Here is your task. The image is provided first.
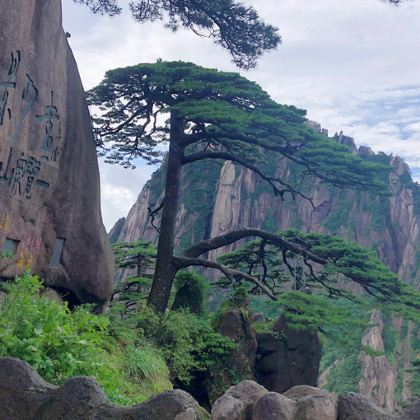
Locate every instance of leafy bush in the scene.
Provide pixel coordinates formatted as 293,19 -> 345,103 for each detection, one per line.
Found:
172,271 -> 207,314
0,273 -> 171,405
130,306 -> 235,383
0,273 -> 110,382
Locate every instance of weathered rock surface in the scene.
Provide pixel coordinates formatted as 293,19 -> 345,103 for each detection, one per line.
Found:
284,385 -> 337,420
0,357 -> 56,420
109,217 -> 126,244
217,307 -> 258,380
358,310 -> 397,411
213,381 -> 420,420
255,315 -> 321,394
251,392 -> 296,420
0,357 -> 210,420
211,380 -> 268,420
0,0 -> 114,303
337,392 -> 396,420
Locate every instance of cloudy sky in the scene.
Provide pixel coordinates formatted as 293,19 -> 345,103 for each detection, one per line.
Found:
62,0 -> 420,231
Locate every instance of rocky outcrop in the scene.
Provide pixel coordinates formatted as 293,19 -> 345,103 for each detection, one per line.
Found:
2,358 -> 419,420
216,307 -> 257,380
283,385 -> 337,420
207,296 -> 258,404
0,357 -> 55,420
212,380 -> 420,420
358,311 -> 397,411
0,0 -> 114,303
109,217 -> 126,244
337,392 -> 406,420
0,357 -> 209,420
212,382 -> 337,420
255,314 -> 321,394
211,380 -> 268,420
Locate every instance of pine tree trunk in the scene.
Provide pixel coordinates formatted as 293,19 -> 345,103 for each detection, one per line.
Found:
148,111 -> 184,313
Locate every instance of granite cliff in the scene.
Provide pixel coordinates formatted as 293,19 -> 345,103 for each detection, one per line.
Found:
0,0 -> 114,303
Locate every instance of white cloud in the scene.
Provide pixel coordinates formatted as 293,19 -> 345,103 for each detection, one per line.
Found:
98,159 -> 157,230
62,0 -> 420,230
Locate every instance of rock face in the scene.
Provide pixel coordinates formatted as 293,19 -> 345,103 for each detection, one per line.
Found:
0,0 -> 114,303
255,315 -> 321,394
204,300 -> 258,404
216,307 -> 258,381
0,357 -> 209,420
358,311 -> 398,411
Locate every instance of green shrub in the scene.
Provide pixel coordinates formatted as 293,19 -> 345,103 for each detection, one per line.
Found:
123,344 -> 172,396
0,273 -> 111,382
172,271 -> 207,314
0,273 -> 172,405
132,306 -> 235,383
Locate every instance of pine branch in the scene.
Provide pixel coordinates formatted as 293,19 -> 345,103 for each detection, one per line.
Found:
172,255 -> 277,300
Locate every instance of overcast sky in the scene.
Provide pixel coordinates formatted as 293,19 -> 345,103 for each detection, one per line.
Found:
62,0 -> 420,231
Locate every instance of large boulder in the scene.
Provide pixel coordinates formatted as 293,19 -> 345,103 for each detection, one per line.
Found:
337,392 -> 395,420
0,357 -> 56,420
217,307 -> 258,378
251,392 -> 295,420
337,392 -> 420,420
211,380 -> 268,420
284,385 -> 337,420
0,357 -> 209,420
0,0 -> 114,303
255,314 -> 321,393
209,293 -> 258,402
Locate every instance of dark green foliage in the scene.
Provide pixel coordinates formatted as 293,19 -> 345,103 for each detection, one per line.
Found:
113,241 -> 156,274
72,0 -> 280,69
323,192 -> 354,233
382,316 -> 399,363
407,324 -> 420,397
229,287 -> 250,308
128,306 -> 235,383
172,271 -> 207,314
89,61 -> 388,196
72,0 -> 121,15
218,229 -> 420,322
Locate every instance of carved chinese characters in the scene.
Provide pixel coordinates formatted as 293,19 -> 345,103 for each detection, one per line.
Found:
0,51 -> 58,201
0,51 -> 20,127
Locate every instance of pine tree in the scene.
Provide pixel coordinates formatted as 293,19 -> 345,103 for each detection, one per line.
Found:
89,60 -> 395,313
71,0 -> 280,69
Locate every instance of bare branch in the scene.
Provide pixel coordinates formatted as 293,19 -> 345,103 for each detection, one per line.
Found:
173,255 -> 278,300
147,200 -> 164,233
183,228 -> 327,264
183,151 -> 315,206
